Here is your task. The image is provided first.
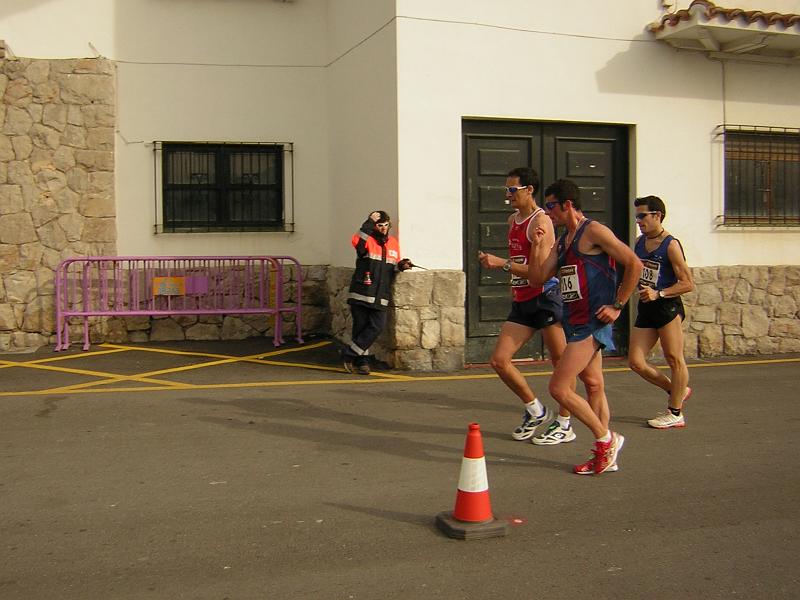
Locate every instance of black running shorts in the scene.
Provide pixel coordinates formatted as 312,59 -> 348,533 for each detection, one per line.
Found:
506,286 -> 563,330
635,296 -> 685,330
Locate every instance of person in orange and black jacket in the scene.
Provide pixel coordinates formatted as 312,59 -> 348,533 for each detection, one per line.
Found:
343,210 -> 413,375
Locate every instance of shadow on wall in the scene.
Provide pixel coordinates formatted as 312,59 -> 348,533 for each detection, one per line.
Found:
596,42 -> 721,101
596,40 -> 800,106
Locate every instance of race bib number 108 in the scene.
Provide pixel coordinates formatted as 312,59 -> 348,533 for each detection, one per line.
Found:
640,259 -> 660,289
559,265 -> 583,302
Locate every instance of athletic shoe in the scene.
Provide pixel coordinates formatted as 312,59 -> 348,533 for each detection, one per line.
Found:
531,420 -> 577,445
356,363 -> 371,375
574,456 -> 618,475
648,410 -> 685,429
573,432 -> 625,475
594,432 -> 624,474
511,405 -> 552,441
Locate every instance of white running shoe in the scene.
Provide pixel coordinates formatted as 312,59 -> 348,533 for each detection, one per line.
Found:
648,410 -> 686,429
511,405 -> 552,441
531,420 -> 577,445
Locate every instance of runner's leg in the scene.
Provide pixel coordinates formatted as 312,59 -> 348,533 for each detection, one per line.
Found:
548,336 -> 606,438
578,348 -> 609,430
541,323 -> 572,418
628,326 -> 670,392
489,321 -> 537,403
658,316 -> 689,410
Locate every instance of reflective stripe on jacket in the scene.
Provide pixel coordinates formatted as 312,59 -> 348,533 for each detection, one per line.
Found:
347,231 -> 401,310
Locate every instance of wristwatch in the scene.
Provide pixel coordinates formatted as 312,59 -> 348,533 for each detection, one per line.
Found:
502,260 -> 512,272
658,290 -> 666,299
612,300 -> 624,310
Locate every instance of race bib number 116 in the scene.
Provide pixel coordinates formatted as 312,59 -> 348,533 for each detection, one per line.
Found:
559,265 -> 583,302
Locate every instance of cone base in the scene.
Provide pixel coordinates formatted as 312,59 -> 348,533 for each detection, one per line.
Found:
434,511 -> 509,540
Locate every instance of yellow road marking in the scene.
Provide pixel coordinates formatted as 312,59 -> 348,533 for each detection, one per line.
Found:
0,347 -> 130,369
98,341 -> 331,361
34,341 -> 335,393
0,358 -> 181,386
43,342 -> 330,393
0,355 -> 797,398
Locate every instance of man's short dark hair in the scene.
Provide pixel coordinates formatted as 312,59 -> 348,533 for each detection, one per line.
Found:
374,210 -> 391,224
507,167 -> 540,195
634,196 -> 666,222
544,179 -> 581,210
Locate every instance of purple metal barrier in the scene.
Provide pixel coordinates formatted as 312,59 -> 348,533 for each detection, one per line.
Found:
54,256 -> 304,351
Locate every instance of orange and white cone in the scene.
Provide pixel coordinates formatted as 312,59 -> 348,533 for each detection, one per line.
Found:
435,423 -> 509,539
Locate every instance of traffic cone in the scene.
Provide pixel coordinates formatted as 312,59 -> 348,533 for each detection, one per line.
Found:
435,423 -> 509,540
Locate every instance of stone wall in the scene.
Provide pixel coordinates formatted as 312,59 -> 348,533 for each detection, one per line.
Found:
0,55 -> 116,351
328,267 -> 466,371
681,265 -> 800,358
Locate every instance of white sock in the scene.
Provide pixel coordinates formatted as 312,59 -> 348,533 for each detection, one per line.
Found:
525,399 -> 544,418
596,430 -> 611,443
557,415 -> 570,429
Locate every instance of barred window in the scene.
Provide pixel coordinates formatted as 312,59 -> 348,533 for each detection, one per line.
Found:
723,126 -> 800,226
154,142 -> 294,233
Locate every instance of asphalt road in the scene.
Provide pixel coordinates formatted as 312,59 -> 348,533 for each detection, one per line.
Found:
1,341 -> 798,599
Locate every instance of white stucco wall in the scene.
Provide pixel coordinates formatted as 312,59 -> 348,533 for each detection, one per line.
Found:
4,0 -> 799,268
326,0 -> 398,268
394,0 -> 800,269
112,0 -> 333,261
3,0 -> 399,266
0,0 -> 114,59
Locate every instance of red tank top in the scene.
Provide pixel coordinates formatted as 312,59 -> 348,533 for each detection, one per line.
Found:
508,208 -> 545,302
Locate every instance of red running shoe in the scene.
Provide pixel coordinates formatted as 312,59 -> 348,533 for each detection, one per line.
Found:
594,432 -> 624,474
574,455 -> 618,475
573,436 -> 623,476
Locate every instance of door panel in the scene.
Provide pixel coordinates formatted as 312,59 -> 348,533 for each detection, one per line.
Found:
544,126 -> 631,353
463,125 -> 544,363
463,120 -> 629,364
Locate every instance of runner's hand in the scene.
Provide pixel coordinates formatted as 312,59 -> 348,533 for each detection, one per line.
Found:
532,225 -> 547,244
595,305 -> 621,324
639,285 -> 657,302
478,251 -> 502,269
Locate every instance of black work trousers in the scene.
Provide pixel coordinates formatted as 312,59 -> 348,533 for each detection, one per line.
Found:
344,303 -> 387,365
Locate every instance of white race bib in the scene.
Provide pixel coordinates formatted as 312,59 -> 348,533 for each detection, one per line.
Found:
559,265 -> 583,302
640,259 -> 660,289
509,255 -> 528,287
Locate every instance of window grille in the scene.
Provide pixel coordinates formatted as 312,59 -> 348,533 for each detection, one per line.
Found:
153,142 -> 294,233
719,126 -> 799,226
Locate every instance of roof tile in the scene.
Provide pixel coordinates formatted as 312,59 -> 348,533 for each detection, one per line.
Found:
649,0 -> 800,32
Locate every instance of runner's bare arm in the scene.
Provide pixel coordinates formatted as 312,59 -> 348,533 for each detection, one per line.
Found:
527,219 -> 558,285
662,239 -> 694,297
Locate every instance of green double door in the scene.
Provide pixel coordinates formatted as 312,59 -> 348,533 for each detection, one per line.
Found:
463,120 -> 630,364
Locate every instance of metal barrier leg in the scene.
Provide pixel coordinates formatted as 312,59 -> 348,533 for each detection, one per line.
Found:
55,315 -> 63,351
82,317 -> 90,351
62,318 -> 70,351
